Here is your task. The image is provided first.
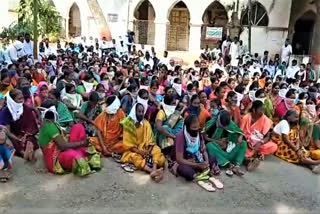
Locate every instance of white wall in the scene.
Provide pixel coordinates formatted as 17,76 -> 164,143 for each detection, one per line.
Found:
241,27 -> 288,57
0,1 -> 9,30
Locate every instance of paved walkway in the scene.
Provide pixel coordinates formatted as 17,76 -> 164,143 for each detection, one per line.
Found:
0,152 -> 319,214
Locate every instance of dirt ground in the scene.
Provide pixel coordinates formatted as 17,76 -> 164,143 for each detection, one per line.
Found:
0,151 -> 319,214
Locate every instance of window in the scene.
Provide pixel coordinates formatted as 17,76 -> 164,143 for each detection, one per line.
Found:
241,2 -> 269,26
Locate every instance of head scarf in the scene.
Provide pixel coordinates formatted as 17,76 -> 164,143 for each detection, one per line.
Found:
39,106 -> 58,122
137,94 -> 148,114
35,81 -> 48,96
6,92 -> 24,121
128,103 -> 144,124
105,96 -> 120,115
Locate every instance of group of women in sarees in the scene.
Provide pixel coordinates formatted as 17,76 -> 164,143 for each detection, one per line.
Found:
1,47 -> 320,192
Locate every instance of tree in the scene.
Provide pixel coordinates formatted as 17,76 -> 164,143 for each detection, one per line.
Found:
18,0 -> 61,40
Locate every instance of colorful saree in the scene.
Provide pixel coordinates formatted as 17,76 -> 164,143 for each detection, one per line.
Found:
38,122 -> 101,176
120,117 -> 165,169
205,116 -> 247,166
272,128 -> 309,164
90,109 -> 126,153
57,101 -> 74,130
154,110 -> 184,150
240,113 -> 277,158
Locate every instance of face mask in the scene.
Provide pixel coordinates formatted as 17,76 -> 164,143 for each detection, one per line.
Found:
100,80 -> 109,92
235,92 -> 244,107
140,85 -> 149,91
279,89 -> 288,98
307,104 -> 316,116
187,128 -> 199,138
136,114 -> 144,122
212,109 -> 219,116
37,68 -> 42,74
82,81 -> 94,93
162,103 -> 176,117
105,97 -> 120,114
148,75 -> 153,82
255,98 -> 266,103
172,83 -> 182,96
9,70 -> 17,76
108,71 -> 115,80
137,96 -> 148,114
98,92 -> 105,99
249,90 -> 256,101
131,91 -> 138,100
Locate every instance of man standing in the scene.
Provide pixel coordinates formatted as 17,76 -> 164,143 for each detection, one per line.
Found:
23,33 -> 33,57
229,37 -> 239,62
281,39 -> 292,66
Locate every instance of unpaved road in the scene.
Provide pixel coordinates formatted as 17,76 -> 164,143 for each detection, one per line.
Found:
0,152 -> 319,214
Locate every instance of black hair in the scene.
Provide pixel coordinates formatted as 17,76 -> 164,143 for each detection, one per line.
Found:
0,70 -> 9,81
286,89 -> 296,98
234,84 -> 245,94
150,80 -> 159,88
50,89 -> 60,99
226,91 -> 236,103
89,91 -> 99,102
272,82 -> 280,89
65,83 -> 75,93
138,89 -> 148,98
250,100 -> 264,113
187,83 -> 194,91
184,115 -> 199,129
249,81 -> 259,90
9,89 -> 22,100
219,110 -> 231,127
220,81 -> 227,88
106,95 -> 116,106
163,94 -> 175,105
255,88 -> 265,98
214,86 -> 223,95
190,94 -> 200,104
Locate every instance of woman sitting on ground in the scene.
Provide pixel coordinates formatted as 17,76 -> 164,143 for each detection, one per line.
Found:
62,83 -> 83,119
169,115 -> 223,192
240,101 -> 278,171
224,91 -> 241,126
272,110 -> 320,173
0,89 -> 39,162
184,95 -> 211,130
205,110 -> 247,176
90,95 -> 125,156
79,91 -> 102,137
34,81 -> 49,107
120,103 -> 165,182
155,95 -> 184,154
38,99 -> 101,176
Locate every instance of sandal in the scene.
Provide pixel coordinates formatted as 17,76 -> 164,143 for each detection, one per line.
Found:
232,165 -> 245,176
209,177 -> 224,189
121,164 -> 134,173
0,170 -> 10,183
197,181 -> 216,192
225,169 -> 233,176
112,153 -> 122,163
247,158 -> 260,172
311,165 -> 320,174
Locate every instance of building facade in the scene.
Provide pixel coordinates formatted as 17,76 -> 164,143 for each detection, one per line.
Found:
5,0 -> 320,66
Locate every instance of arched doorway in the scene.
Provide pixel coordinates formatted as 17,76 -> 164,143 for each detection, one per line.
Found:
292,11 -> 316,55
201,1 -> 228,49
167,1 -> 190,51
133,0 -> 155,45
68,3 -> 81,38
241,2 -> 269,26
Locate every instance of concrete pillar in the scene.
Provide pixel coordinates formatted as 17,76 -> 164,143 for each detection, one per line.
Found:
189,23 -> 202,53
154,21 -> 168,51
312,2 -> 320,76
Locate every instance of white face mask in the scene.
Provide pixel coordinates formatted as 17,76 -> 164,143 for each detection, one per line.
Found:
249,90 -> 256,101
162,103 -> 176,117
82,81 -> 94,93
137,96 -> 148,114
255,97 -> 266,103
107,71 -> 115,80
105,97 -> 121,115
279,89 -> 288,98
98,92 -> 105,99
235,91 -> 244,107
37,68 -> 42,73
172,83 -> 182,96
100,80 -> 109,92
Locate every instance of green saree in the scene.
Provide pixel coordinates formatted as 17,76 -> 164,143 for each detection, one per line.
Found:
205,116 -> 247,166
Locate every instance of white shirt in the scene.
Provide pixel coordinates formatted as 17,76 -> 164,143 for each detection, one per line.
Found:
23,40 -> 34,56
281,45 -> 292,62
8,41 -> 26,62
143,58 -> 154,68
229,42 -> 239,60
249,65 -> 261,77
274,120 -> 290,135
263,65 -> 276,77
286,65 -> 299,79
160,57 -> 169,66
212,48 -> 221,59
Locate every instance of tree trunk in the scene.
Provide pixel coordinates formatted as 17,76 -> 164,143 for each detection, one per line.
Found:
33,0 -> 38,59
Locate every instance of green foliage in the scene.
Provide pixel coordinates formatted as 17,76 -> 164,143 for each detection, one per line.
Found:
0,22 -> 32,46
18,0 -> 61,41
